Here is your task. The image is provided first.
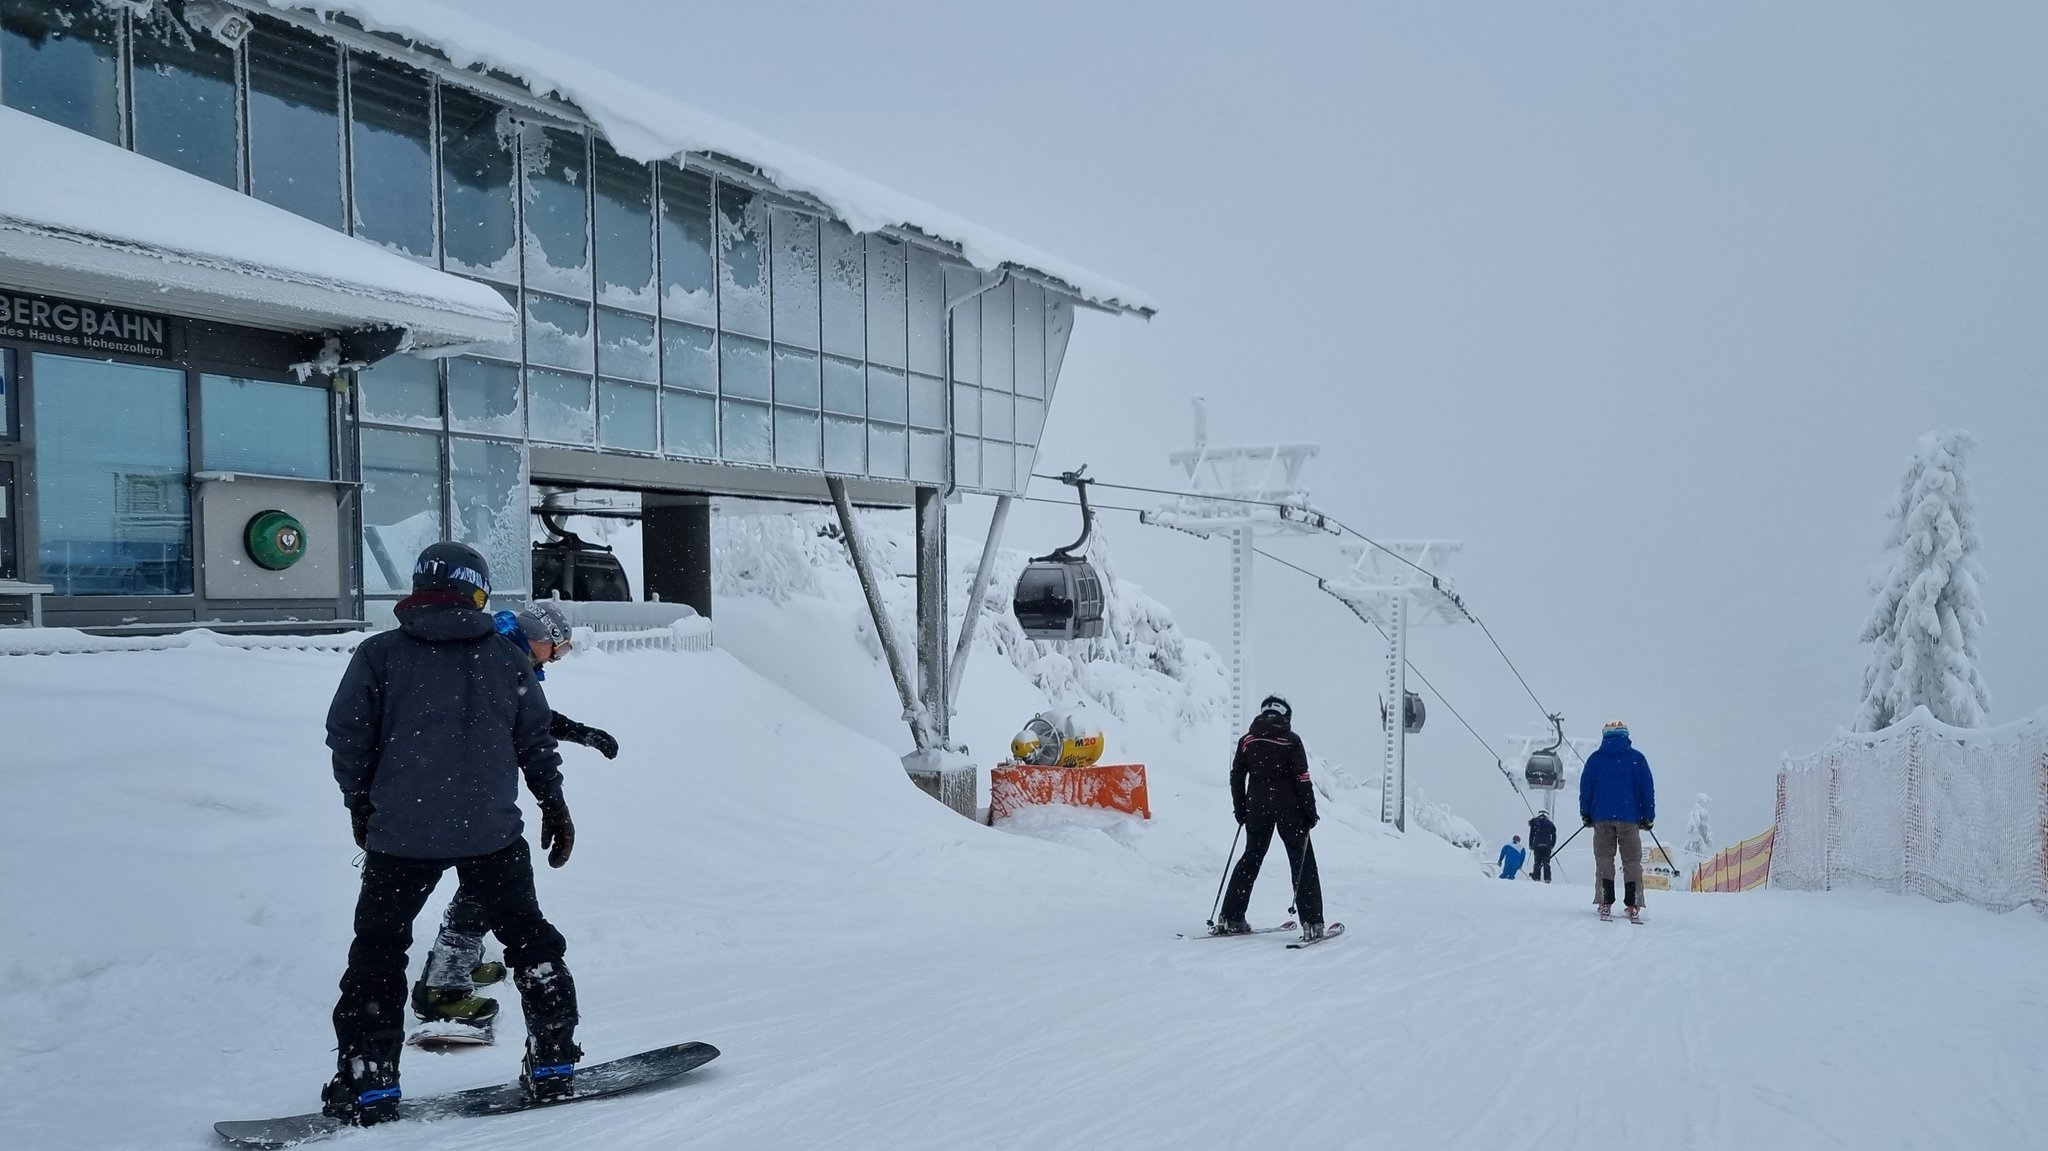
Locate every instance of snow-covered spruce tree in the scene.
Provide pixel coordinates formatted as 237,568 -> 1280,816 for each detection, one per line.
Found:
1682,794 -> 1713,859
1853,431 -> 1991,731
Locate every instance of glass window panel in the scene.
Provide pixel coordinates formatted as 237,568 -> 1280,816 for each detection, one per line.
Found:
822,355 -> 863,416
773,409 -> 820,471
910,430 -> 945,484
773,346 -> 819,408
720,399 -> 770,464
450,436 -> 527,594
660,321 -> 716,393
248,21 -> 343,229
907,373 -> 944,430
593,139 -> 655,310
662,389 -> 716,458
950,279 -> 979,383
982,388 -> 1014,441
866,424 -> 906,480
908,247 -> 945,376
0,0 -> 120,143
596,306 -> 657,382
953,436 -> 981,490
440,87 -> 517,280
521,123 -> 592,297
864,235 -> 907,368
132,4 -> 238,188
1046,298 -> 1075,395
525,293 -> 593,373
356,355 -> 440,428
771,208 -> 820,349
527,368 -> 594,446
359,427 -> 440,595
823,415 -> 863,474
979,279 -> 1013,393
1017,396 -> 1045,446
820,221 -> 865,358
657,164 -> 715,324
1014,282 -> 1046,399
598,379 -> 657,453
1013,443 -> 1035,492
347,54 -> 435,258
200,375 -> 330,479
446,356 -> 522,436
720,334 -> 770,401
952,384 -> 980,438
32,354 -> 191,596
866,365 -> 906,425
716,182 -> 770,338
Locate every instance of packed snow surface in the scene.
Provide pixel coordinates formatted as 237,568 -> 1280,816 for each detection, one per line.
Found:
255,0 -> 1155,315
6,612 -> 2047,1148
0,106 -> 515,351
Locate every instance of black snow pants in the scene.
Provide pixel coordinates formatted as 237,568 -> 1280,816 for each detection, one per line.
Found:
333,837 -> 576,1064
1531,846 -> 1553,883
1220,812 -> 1324,926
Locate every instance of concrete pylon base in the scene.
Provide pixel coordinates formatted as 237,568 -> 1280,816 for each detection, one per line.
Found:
902,749 -> 977,819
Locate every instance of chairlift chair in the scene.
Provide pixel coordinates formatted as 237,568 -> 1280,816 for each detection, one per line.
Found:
1013,468 -> 1106,642
1524,713 -> 1566,791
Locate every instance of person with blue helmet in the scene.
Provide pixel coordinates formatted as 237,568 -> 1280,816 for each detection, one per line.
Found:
408,600 -> 620,1044
1579,720 -> 1656,921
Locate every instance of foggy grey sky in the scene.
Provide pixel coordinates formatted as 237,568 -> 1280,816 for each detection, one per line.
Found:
449,0 -> 2047,840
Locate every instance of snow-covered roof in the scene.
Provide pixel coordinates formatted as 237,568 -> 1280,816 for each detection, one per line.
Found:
259,0 -> 1158,318
0,105 -> 516,354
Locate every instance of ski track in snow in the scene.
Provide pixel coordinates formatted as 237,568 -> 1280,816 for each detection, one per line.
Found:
4,627 -> 2048,1150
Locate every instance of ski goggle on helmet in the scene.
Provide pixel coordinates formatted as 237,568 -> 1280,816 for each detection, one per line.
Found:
1259,695 -> 1292,720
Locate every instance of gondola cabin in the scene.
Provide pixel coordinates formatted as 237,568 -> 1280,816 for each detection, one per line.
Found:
1524,749 -> 1564,790
1014,559 -> 1105,641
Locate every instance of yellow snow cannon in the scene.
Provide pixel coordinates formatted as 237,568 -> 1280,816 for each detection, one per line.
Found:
1008,711 -> 1105,768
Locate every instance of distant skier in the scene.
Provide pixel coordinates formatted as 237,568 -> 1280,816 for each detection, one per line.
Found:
1527,811 -> 1557,882
1498,835 -> 1527,879
322,543 -> 583,1126
1216,696 -> 1326,940
409,600 -> 619,1043
1580,720 -> 1656,922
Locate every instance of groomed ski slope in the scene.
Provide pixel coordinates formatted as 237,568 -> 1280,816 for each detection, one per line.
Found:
5,616 -> 2047,1150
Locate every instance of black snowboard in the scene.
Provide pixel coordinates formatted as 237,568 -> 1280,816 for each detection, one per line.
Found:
214,1041 -> 720,1148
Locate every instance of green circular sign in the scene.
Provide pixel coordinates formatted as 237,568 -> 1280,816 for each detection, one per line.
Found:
245,509 -> 308,571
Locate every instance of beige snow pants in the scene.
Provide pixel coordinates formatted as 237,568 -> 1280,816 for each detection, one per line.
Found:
1592,821 -> 1644,887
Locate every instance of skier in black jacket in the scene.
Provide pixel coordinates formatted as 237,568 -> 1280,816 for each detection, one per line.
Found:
408,600 -> 619,1041
1527,811 -> 1557,883
321,543 -> 582,1125
1216,695 -> 1326,938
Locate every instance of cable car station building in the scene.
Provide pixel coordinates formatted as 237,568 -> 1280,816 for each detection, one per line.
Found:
0,0 -> 1151,759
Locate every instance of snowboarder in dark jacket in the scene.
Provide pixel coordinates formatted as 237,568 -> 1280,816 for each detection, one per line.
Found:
1527,811 -> 1557,882
321,543 -> 582,1125
1216,696 -> 1326,938
1580,720 -> 1656,921
409,600 -> 619,1041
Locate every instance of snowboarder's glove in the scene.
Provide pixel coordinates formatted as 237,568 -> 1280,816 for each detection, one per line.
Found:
1233,803 -> 1247,826
350,805 -> 371,850
578,725 -> 619,760
1639,819 -> 1654,831
540,801 -> 575,868
1303,809 -> 1320,831
1582,814 -> 1594,827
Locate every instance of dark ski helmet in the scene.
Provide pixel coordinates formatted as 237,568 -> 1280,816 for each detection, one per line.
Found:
1258,694 -> 1292,720
412,541 -> 492,607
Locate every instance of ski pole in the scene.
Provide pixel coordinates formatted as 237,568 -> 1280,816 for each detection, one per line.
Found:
1207,823 -> 1244,928
1551,823 -> 1586,856
1287,828 -> 1314,921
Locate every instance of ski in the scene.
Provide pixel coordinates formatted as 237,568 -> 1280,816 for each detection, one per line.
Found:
1285,922 -> 1345,949
1177,920 -> 1296,939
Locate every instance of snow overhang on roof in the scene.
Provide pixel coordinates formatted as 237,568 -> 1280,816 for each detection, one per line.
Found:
256,0 -> 1159,319
0,105 -> 516,355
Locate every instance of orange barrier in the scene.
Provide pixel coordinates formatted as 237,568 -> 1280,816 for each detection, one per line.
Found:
1690,827 -> 1776,892
987,762 -> 1151,824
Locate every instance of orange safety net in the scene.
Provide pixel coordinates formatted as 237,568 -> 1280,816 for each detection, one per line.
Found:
1690,826 -> 1776,893
988,763 -> 1151,824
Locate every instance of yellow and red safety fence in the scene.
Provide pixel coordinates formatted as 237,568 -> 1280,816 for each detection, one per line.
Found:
1691,826 -> 1775,892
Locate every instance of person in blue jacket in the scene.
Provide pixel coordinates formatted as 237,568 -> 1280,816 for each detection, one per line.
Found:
1579,720 -> 1656,920
1497,835 -> 1527,879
